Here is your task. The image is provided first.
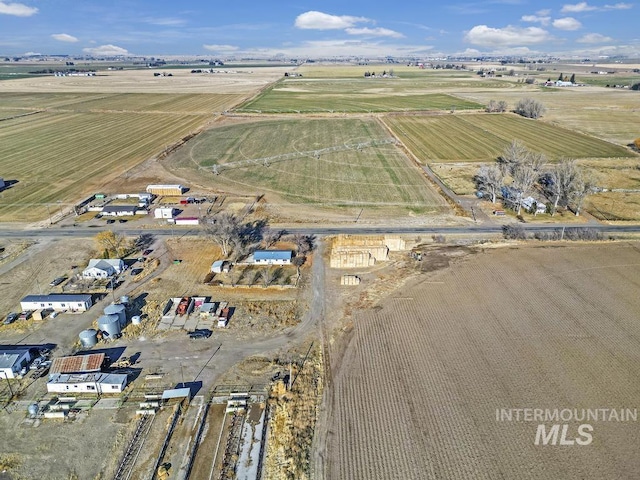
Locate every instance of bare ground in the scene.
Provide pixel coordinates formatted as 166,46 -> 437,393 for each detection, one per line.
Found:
321,241 -> 640,479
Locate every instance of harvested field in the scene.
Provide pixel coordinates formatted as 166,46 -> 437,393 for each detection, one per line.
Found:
325,242 -> 640,479
164,117 -> 449,211
385,113 -> 635,163
0,107 -> 211,222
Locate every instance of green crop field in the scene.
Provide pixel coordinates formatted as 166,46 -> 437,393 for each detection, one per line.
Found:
235,74 -> 485,113
165,117 -> 448,210
385,112 -> 636,163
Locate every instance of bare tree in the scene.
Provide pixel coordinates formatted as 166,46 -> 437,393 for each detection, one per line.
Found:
498,140 -> 530,174
261,266 -> 276,288
514,98 -> 546,119
486,100 -> 508,113
475,164 -> 504,203
511,162 -> 537,215
201,212 -> 242,256
293,234 -> 315,255
569,173 -> 595,216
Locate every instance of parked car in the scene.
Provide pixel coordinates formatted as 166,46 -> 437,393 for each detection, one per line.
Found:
143,249 -> 153,256
188,329 -> 212,339
130,268 -> 143,276
18,311 -> 33,321
118,219 -> 127,223
49,276 -> 66,287
106,219 -> 115,224
3,312 -> 18,325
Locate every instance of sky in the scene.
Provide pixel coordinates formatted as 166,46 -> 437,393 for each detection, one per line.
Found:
0,1 -> 638,58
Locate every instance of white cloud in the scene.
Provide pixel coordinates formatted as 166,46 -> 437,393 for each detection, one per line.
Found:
561,1 -> 632,12
51,33 -> 78,43
294,11 -> 369,30
577,33 -> 614,43
345,27 -> 404,38
553,17 -> 582,30
143,17 -> 187,26
464,25 -> 550,47
521,14 -> 551,25
82,44 -> 130,56
604,3 -> 632,9
561,2 -> 597,13
203,44 -> 239,52
0,1 -> 37,16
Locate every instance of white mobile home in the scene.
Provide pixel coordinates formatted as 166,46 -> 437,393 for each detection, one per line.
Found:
20,294 -> 93,312
253,250 -> 292,265
47,372 -> 128,394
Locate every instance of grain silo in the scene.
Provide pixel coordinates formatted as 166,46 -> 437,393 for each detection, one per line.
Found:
98,314 -> 121,338
79,329 -> 98,348
131,315 -> 141,325
104,303 -> 126,328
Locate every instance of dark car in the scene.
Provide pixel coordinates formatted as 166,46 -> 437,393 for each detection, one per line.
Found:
106,219 -> 115,224
118,219 -> 127,223
49,276 -> 66,287
130,268 -> 143,276
142,249 -> 153,256
3,312 -> 18,325
188,329 -> 212,339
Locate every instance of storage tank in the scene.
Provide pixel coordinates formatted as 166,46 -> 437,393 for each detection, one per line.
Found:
79,329 -> 98,348
131,315 -> 141,325
104,303 -> 126,328
28,403 -> 39,416
98,314 -> 121,338
120,295 -> 130,306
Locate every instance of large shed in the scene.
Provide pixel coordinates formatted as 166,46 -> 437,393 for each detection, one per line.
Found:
20,294 -> 93,312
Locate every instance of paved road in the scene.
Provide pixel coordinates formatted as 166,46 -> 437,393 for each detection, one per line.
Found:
2,223 -> 640,240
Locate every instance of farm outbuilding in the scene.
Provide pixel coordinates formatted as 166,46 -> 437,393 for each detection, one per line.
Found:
253,250 -> 292,265
47,372 -> 128,394
211,260 -> 230,273
175,216 -> 199,226
83,259 -> 125,278
146,184 -> 185,196
0,347 -> 32,379
49,353 -> 106,375
154,207 -> 176,219
20,294 -> 93,312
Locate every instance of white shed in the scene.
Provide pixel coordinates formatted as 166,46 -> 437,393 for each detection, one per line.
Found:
0,348 -> 32,379
154,207 -> 175,219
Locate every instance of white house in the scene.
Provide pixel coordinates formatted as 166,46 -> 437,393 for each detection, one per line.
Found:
83,259 -> 125,278
211,260 -> 230,273
253,250 -> 292,265
47,372 -> 128,394
154,207 -> 176,219
20,294 -> 93,312
522,196 -> 547,214
0,347 -> 32,379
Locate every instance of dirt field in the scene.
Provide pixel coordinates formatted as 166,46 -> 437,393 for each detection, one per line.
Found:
323,241 -> 640,479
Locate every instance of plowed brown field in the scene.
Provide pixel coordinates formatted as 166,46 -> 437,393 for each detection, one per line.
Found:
325,242 -> 640,479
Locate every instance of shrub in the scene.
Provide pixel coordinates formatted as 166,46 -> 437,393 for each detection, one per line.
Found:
514,98 -> 546,119
502,224 -> 527,240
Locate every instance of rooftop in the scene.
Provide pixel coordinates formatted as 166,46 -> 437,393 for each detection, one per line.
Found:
254,250 -> 292,261
49,353 -> 105,375
48,372 -> 127,385
22,294 -> 92,303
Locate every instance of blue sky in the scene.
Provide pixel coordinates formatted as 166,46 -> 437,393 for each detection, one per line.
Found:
0,1 -> 638,58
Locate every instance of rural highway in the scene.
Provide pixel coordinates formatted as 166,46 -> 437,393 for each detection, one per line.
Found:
1,223 -> 640,239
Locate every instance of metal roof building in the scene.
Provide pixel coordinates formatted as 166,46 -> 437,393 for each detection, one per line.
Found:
49,353 -> 105,375
253,250 -> 292,265
47,372 -> 128,394
20,294 -> 93,312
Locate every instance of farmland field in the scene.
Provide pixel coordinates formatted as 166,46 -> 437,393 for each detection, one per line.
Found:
164,117 -> 449,211
325,242 -> 640,479
0,92 -> 232,221
385,112 -> 635,163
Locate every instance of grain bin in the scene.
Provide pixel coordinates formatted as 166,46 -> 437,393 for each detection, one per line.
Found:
79,329 -> 98,348
120,295 -> 130,305
98,314 -> 121,338
28,403 -> 39,416
104,303 -> 126,328
131,315 -> 141,325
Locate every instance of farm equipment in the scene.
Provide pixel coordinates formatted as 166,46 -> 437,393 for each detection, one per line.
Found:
112,357 -> 132,368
